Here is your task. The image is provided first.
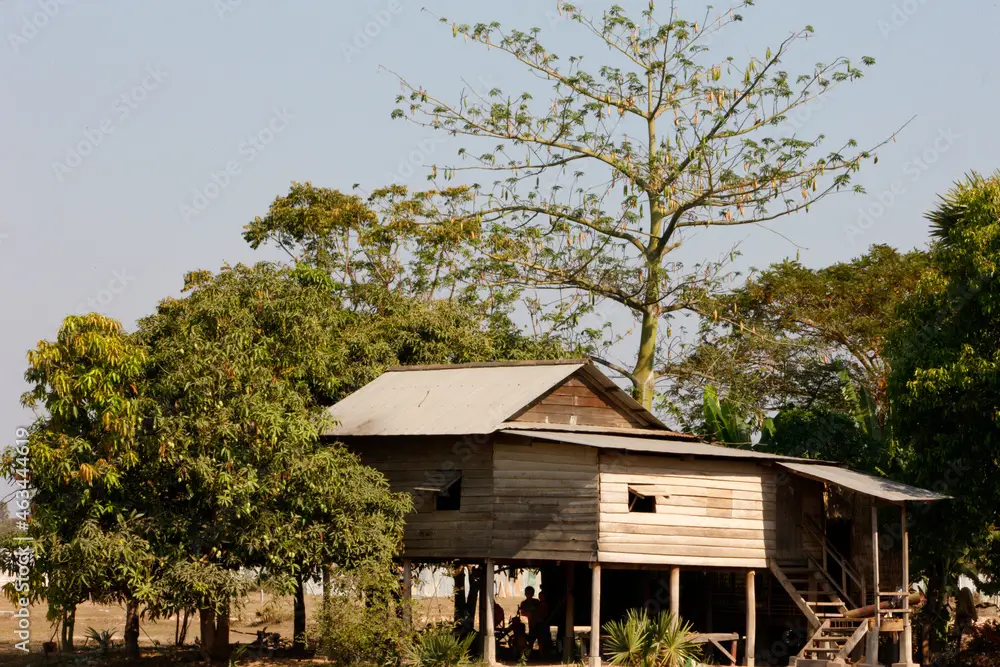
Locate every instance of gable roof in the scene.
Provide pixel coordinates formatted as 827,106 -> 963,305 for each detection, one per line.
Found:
325,359 -> 664,436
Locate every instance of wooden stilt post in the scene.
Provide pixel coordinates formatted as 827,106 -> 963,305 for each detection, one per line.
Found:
590,563 -> 602,667
564,564 -> 575,663
745,570 -> 755,667
895,503 -> 914,667
402,559 -> 412,627
670,567 -> 680,618
865,504 -> 881,667
484,559 -> 496,666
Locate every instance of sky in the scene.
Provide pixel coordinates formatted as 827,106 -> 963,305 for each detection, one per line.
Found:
1,0 -> 997,502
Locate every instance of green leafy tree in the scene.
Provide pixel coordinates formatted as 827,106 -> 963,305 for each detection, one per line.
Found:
672,245 -> 929,427
136,262 -> 412,659
243,182 -> 492,310
1,314 -> 153,657
387,1 -> 893,407
886,172 -> 1000,655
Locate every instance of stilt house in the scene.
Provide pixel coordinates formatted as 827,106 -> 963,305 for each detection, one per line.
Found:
324,360 -> 948,667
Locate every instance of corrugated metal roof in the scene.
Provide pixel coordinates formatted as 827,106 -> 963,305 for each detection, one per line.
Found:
778,462 -> 950,503
327,362 -> 587,435
500,429 -> 814,462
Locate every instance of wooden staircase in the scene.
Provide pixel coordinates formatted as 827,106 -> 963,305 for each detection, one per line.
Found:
770,557 -> 868,665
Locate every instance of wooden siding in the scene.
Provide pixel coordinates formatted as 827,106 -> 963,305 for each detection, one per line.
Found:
597,452 -> 777,567
348,435 -> 495,560
512,375 -> 644,429
490,436 -> 599,561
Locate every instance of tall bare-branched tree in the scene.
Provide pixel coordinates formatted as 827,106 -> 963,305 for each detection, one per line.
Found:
387,1 -> 900,407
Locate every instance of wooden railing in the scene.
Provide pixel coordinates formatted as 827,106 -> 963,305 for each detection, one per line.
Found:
801,516 -> 866,608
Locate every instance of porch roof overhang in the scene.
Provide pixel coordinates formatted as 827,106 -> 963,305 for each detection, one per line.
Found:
778,461 -> 950,503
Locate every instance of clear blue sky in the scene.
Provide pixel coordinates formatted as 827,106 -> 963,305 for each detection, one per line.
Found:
1,0 -> 996,501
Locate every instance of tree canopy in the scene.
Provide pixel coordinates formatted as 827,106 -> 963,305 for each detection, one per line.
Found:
387,1 -> 893,407
673,245 -> 929,423
886,172 -> 1000,647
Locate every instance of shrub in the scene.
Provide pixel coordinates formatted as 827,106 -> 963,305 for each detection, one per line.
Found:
406,625 -> 476,667
603,609 -> 702,667
949,619 -> 1000,667
315,596 -> 412,666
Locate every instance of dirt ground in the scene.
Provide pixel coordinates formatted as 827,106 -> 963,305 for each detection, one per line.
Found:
0,594 -> 525,654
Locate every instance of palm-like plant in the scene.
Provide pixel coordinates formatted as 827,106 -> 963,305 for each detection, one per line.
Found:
406,625 -> 476,667
85,627 -> 117,654
604,609 -> 702,667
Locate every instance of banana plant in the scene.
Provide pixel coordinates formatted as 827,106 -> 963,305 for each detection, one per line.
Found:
702,385 -> 753,447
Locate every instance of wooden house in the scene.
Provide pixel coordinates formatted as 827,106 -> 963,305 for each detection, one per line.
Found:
325,360 -> 947,667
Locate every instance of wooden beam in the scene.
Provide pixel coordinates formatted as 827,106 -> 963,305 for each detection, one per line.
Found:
768,561 -> 820,629
564,565 -> 575,663
865,505 -> 880,667
670,567 -> 680,617
484,559 -> 496,666
897,503 -> 915,666
590,563 -> 602,667
745,570 -> 755,667
402,559 -> 412,627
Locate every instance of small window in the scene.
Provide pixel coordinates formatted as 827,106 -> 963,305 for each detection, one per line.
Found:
435,476 -> 462,511
628,487 -> 655,513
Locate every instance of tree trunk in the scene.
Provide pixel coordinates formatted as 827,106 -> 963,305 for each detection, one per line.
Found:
466,565 -> 481,623
61,606 -> 76,652
177,608 -> 191,646
212,610 -> 230,661
124,600 -> 140,660
452,564 -> 466,623
322,565 -> 332,620
632,306 -> 659,409
293,575 -> 307,654
199,608 -> 215,660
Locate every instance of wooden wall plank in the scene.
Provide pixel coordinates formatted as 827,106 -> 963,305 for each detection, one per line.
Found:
598,451 -> 778,564
511,371 -> 645,428
491,438 -> 599,560
347,436 -> 495,559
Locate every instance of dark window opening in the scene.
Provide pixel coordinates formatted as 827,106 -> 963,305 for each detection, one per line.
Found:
435,476 -> 462,511
628,487 -> 655,513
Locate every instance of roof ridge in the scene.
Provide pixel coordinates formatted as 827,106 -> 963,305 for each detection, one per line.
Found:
386,358 -> 589,372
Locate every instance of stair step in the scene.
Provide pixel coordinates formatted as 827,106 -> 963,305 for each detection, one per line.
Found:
806,601 -> 846,606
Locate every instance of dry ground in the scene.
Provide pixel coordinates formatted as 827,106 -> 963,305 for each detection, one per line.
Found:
0,594 -> 524,655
